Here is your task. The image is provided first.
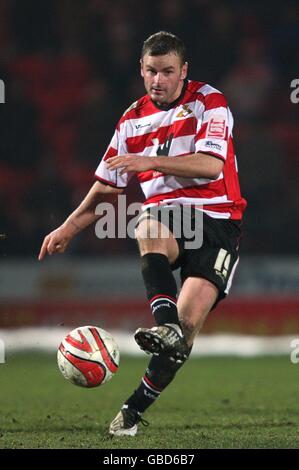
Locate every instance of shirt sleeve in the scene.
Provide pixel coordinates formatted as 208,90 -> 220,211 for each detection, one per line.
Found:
94,123 -> 133,188
195,92 -> 230,162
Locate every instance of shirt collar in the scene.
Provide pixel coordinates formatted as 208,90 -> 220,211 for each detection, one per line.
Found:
151,79 -> 188,111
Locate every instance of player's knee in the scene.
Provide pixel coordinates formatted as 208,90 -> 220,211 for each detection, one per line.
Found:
136,219 -> 163,241
136,220 -> 169,254
136,221 -> 179,264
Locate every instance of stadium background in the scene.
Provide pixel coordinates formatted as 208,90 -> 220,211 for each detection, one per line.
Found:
0,0 -> 299,450
0,0 -> 298,339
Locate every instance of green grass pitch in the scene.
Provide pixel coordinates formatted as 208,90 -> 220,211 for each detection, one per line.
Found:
0,352 -> 298,449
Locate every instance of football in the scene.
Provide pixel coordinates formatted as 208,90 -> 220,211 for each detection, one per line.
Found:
57,326 -> 120,388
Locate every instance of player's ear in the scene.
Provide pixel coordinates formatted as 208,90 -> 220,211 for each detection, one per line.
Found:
181,62 -> 188,80
140,59 -> 144,78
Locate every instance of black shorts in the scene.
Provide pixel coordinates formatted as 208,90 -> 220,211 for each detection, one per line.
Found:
137,206 -> 242,308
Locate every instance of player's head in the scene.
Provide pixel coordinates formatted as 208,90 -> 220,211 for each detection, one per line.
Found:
140,31 -> 188,106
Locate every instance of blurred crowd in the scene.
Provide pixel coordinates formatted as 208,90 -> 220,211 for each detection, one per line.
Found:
0,0 -> 298,257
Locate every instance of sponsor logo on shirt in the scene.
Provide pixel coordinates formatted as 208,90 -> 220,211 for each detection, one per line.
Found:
205,140 -> 222,152
156,134 -> 174,156
152,171 -> 163,178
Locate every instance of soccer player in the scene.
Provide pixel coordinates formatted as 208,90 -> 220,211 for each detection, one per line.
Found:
39,32 -> 246,436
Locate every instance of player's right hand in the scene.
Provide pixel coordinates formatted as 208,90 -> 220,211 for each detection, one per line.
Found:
38,226 -> 72,261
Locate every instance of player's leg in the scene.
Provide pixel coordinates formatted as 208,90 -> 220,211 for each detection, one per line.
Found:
109,276 -> 218,436
177,277 -> 219,345
126,277 -> 218,407
110,212 -> 185,436
133,213 -> 190,362
109,214 -> 241,435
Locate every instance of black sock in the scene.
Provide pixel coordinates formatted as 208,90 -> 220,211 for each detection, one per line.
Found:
141,253 -> 179,326
125,350 -> 191,413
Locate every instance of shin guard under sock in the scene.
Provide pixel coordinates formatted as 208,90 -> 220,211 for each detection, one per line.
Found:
141,253 -> 179,326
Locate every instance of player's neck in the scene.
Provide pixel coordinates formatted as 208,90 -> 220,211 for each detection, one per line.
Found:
152,79 -> 188,111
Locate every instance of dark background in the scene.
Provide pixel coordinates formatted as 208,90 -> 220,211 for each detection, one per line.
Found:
0,0 -> 298,258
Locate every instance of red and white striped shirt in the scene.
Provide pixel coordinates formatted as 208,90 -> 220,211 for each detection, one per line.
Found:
95,80 -> 247,219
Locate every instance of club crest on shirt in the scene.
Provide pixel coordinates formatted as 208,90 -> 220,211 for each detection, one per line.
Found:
176,104 -> 193,118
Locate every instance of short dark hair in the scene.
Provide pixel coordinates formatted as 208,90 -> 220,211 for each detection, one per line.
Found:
141,31 -> 186,65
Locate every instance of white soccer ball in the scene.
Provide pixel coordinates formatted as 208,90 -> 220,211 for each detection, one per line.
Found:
57,326 -> 120,388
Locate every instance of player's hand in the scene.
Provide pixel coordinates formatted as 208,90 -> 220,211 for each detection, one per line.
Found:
38,226 -> 73,261
106,154 -> 155,175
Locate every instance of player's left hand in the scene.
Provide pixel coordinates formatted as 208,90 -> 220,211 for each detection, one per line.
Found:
106,155 -> 154,175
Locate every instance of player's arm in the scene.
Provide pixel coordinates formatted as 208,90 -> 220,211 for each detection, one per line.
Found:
149,153 -> 223,179
38,180 -> 123,260
106,152 -> 224,180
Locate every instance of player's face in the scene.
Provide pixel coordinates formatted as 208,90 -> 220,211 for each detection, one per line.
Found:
141,53 -> 188,106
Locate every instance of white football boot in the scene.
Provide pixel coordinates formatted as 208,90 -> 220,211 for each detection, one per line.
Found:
109,405 -> 149,436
